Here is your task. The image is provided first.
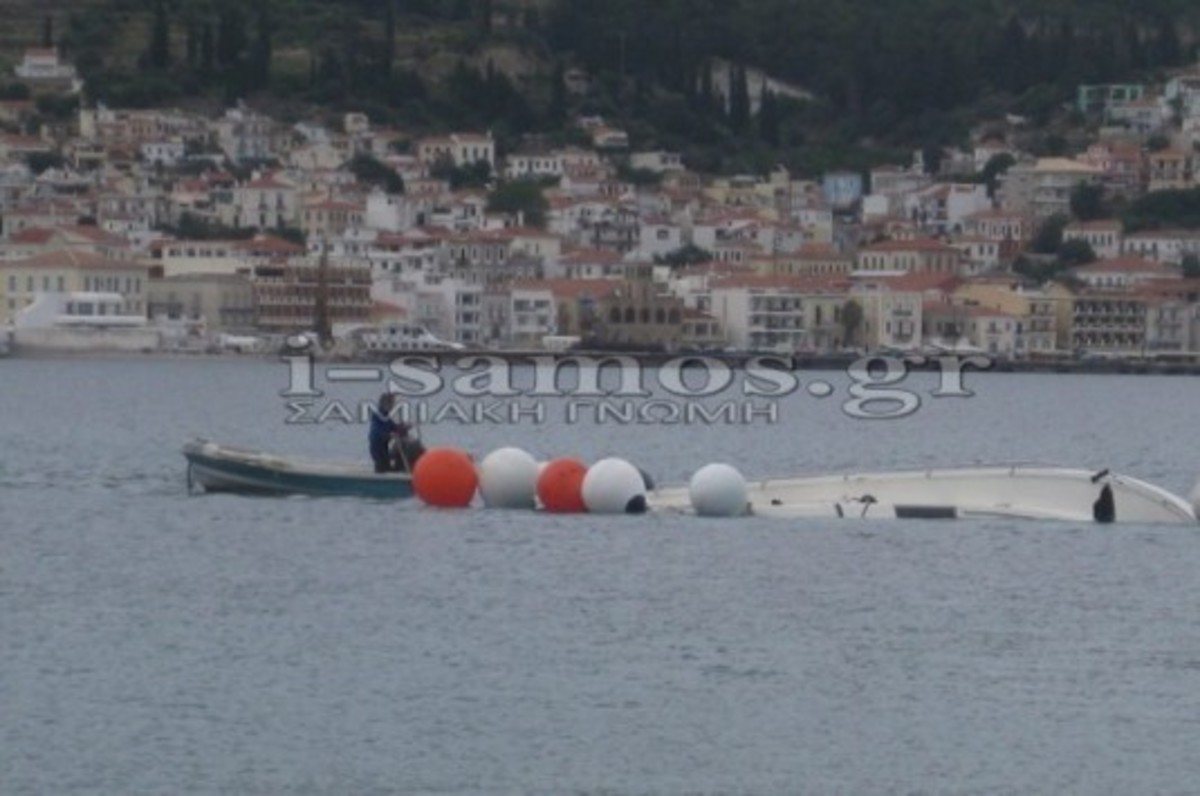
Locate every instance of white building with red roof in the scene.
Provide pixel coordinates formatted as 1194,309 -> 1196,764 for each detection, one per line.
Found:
1062,219 -> 1124,260
923,301 -> 1018,356
231,172 -> 299,230
1,249 -> 152,325
0,201 -> 87,240
13,48 -> 82,93
415,132 -> 495,169
902,182 -> 992,236
1121,229 -> 1200,266
855,237 -> 964,275
1070,256 -> 1180,290
708,274 -> 849,352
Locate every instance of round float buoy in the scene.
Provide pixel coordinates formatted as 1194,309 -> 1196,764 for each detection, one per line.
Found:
412,447 -> 478,508
582,457 -> 648,515
536,458 -> 588,513
478,446 -> 539,509
689,463 -> 748,517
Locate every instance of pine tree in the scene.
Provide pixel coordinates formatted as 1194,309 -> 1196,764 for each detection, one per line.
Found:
729,64 -> 750,133
216,5 -> 246,71
383,0 -> 397,77
148,0 -> 171,70
1153,16 -> 1182,67
697,60 -> 715,115
548,59 -> 567,126
758,88 -> 780,146
200,22 -> 215,74
249,1 -> 273,90
186,24 -> 198,69
480,0 -> 492,36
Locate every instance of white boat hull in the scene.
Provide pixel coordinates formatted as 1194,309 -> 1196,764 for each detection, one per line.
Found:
647,466 -> 1198,525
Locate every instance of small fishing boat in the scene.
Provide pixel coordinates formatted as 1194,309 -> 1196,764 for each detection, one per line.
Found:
648,465 -> 1199,525
183,439 -> 414,499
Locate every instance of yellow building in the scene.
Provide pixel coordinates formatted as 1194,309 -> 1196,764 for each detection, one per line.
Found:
952,279 -> 1060,354
1,249 -> 152,325
765,243 -> 855,278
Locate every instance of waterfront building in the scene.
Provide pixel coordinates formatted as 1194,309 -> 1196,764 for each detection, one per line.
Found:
0,249 -> 151,326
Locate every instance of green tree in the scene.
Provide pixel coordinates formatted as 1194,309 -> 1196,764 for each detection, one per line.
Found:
487,179 -> 548,227
249,1 -> 273,90
1146,134 -> 1171,152
653,244 -> 712,267
1123,188 -> 1200,232
216,5 -> 246,70
841,299 -> 864,348
348,153 -> 404,194
199,22 -> 215,75
1057,238 -> 1097,267
147,0 -> 170,70
980,152 -> 1015,198
383,0 -> 397,78
728,64 -> 750,133
547,59 -> 567,126
1069,183 -> 1106,221
1182,253 -> 1200,279
25,152 -> 65,175
758,88 -> 780,146
431,156 -> 491,190
1032,213 -> 1068,254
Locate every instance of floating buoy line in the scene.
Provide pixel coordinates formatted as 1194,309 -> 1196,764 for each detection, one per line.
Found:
412,445 -> 749,517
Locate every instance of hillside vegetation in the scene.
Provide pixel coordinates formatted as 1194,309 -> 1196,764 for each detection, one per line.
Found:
7,0 -> 1200,174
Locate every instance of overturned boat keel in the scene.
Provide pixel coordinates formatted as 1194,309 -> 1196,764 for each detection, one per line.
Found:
646,466 -> 1199,525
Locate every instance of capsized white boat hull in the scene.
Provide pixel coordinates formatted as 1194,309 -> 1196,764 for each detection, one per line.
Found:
647,466 -> 1198,525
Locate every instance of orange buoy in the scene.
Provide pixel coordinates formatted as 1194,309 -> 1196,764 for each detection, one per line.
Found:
536,458 -> 588,513
412,447 -> 478,508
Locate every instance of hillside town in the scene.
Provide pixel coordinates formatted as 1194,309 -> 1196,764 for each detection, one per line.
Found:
3,44 -> 1200,360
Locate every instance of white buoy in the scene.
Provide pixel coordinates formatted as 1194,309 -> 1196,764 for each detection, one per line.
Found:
477,446 -> 540,509
581,457 -> 648,514
689,463 -> 748,517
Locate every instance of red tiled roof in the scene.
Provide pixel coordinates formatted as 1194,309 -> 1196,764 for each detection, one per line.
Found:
244,175 -> 293,190
709,274 -> 851,292
857,271 -> 960,292
3,249 -> 151,271
1073,256 -> 1177,274
510,278 -> 621,301
56,225 -> 130,246
560,247 -> 623,264
233,235 -> 306,255
860,237 -> 959,253
8,227 -> 55,245
371,300 -> 408,315
923,300 -> 1013,318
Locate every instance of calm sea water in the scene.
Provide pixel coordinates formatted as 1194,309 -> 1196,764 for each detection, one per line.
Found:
3,355 -> 1200,794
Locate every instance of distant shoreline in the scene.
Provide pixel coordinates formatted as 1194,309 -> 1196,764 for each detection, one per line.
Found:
6,346 -> 1200,375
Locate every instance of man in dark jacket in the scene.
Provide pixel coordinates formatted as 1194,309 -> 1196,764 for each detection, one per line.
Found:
369,393 -> 411,473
